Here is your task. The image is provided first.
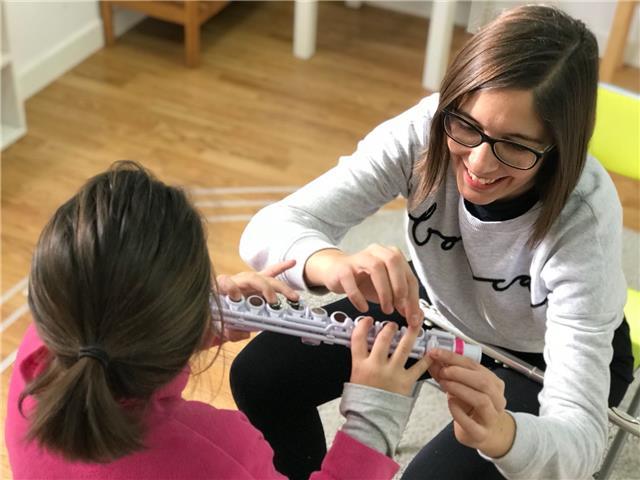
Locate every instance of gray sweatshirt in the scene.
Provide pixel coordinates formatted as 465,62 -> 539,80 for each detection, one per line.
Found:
239,93 -> 627,479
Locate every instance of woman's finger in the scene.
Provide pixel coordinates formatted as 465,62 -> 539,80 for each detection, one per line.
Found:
439,365 -> 505,408
376,246 -> 410,312
429,348 -> 481,369
404,271 -> 423,327
440,379 -> 495,420
364,255 -> 394,314
448,397 -> 485,439
428,360 -> 445,382
339,268 -> 369,312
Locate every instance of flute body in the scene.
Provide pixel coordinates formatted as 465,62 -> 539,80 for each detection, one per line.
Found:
212,294 -> 482,362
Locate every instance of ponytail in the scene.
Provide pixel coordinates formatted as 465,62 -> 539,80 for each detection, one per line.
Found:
22,161 -> 213,463
19,355 -> 143,462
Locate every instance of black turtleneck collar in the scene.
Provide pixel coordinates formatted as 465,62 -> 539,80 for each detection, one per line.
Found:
464,188 -> 539,222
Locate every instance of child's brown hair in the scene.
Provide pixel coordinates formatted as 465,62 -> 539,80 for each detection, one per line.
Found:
20,161 -> 214,462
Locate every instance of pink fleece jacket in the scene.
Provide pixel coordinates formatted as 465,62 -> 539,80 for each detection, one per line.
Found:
6,325 -> 399,479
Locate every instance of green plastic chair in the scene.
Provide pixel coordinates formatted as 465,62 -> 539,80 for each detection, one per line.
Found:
591,83 -> 640,478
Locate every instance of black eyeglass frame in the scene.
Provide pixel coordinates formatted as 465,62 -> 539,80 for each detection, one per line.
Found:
442,109 -> 555,171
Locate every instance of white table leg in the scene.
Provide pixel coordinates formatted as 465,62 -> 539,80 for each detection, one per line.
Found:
422,0 -> 457,91
294,0 -> 318,59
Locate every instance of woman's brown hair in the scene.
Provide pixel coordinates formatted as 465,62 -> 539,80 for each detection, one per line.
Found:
20,161 -> 215,462
412,5 -> 599,246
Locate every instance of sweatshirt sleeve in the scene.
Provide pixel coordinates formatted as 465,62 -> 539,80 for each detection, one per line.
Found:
308,382 -> 422,480
487,165 -> 627,479
309,431 -> 399,480
239,94 -> 439,290
339,382 -> 420,457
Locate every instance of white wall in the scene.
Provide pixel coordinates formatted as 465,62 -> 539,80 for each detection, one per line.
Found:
561,2 -> 639,67
3,1 -> 144,100
365,0 -> 639,68
359,1 -> 472,26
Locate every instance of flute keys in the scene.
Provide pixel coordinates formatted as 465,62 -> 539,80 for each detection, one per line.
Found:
267,300 -> 284,317
226,295 -> 245,311
330,311 -> 353,328
247,295 -> 266,314
310,307 -> 328,321
287,298 -> 306,318
374,321 -> 387,335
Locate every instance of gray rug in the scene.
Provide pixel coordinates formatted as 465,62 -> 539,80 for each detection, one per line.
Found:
302,209 -> 640,479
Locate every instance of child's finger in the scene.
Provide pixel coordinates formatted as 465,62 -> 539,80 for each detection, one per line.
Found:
350,316 -> 372,360
370,322 -> 397,360
390,324 -> 421,365
407,353 -> 432,380
234,274 -> 278,304
260,259 -> 297,278
266,277 -> 299,301
216,274 -> 243,301
223,328 -> 251,342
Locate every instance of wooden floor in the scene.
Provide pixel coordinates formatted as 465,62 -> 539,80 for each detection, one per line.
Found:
1,2 -> 638,476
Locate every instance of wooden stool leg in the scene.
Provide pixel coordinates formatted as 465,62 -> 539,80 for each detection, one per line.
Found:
600,0 -> 637,83
100,0 -> 116,46
185,1 -> 200,67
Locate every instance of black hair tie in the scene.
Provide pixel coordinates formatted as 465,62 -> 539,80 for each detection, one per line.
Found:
78,346 -> 110,369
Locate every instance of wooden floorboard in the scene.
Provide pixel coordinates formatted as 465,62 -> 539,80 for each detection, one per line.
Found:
1,2 -> 638,476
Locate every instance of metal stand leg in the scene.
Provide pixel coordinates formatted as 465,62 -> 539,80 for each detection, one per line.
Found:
596,383 -> 640,479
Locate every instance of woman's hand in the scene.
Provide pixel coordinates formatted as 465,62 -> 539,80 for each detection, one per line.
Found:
428,349 -> 516,458
214,259 -> 300,343
349,317 -> 431,396
304,245 -> 423,327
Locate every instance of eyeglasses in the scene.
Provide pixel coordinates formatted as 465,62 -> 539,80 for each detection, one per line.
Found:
442,109 -> 555,170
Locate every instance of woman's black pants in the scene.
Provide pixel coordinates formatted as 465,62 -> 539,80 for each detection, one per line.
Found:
230,294 -> 634,479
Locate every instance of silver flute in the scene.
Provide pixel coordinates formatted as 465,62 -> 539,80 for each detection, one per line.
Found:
211,294 -> 482,362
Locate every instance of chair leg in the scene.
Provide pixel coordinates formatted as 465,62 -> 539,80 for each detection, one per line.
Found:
596,382 -> 640,479
184,1 -> 200,67
100,1 -> 116,46
599,0 -> 637,83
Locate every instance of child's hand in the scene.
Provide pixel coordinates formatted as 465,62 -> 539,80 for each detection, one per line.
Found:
214,260 -> 300,343
349,317 -> 431,396
428,349 -> 515,458
216,259 -> 299,305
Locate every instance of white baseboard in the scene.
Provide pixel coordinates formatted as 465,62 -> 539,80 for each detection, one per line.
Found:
17,11 -> 144,100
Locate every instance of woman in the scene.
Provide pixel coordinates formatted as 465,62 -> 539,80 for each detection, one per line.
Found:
231,5 -> 635,479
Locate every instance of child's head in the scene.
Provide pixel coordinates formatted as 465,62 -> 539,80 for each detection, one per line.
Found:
21,161 -> 213,462
413,5 -> 598,245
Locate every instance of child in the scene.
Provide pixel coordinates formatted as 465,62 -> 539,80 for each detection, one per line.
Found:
232,5 -> 635,480
5,161 -> 431,479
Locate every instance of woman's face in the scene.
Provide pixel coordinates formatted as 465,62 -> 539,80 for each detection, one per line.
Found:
448,89 -> 551,205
